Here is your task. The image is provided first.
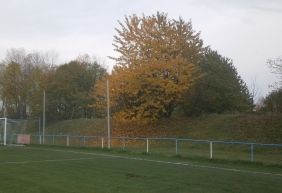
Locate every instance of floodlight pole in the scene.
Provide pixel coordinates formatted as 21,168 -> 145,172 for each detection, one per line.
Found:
43,90 -> 46,144
3,118 -> 7,146
107,79 -> 111,149
3,97 -> 6,117
39,118 -> 41,144
3,98 -> 7,146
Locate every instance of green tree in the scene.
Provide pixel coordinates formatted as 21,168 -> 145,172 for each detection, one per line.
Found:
182,49 -> 254,115
47,58 -> 106,121
262,88 -> 282,112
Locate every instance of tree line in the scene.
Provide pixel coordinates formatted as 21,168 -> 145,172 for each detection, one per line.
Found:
1,12 -> 279,123
259,57 -> 282,112
0,50 -> 107,121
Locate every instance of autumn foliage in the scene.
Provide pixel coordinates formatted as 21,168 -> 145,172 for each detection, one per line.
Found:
0,12 -> 255,126
94,12 -> 203,122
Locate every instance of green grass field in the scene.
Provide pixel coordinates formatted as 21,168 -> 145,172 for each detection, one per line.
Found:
0,145 -> 282,193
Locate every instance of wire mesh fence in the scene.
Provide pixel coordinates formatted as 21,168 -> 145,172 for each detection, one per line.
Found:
27,135 -> 282,164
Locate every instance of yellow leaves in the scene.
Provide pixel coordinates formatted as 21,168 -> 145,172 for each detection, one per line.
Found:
99,60 -> 197,122
92,12 -> 203,123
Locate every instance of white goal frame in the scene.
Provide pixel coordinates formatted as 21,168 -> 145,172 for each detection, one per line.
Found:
0,118 -> 7,146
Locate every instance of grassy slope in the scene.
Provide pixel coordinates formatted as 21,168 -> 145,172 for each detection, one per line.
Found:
34,113 -> 282,144
38,118 -> 107,136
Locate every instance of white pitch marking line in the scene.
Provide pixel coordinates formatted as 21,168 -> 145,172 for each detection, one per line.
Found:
0,157 -> 95,165
23,147 -> 282,178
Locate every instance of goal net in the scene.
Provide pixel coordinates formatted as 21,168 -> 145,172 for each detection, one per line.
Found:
0,118 -> 7,145
0,118 -> 35,146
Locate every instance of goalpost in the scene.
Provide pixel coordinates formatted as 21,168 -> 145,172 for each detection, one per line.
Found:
0,118 -> 7,146
0,118 -> 33,146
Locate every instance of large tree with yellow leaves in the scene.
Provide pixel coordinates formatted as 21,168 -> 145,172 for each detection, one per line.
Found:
94,12 -> 203,122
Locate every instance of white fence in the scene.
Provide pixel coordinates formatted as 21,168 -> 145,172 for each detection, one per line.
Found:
29,135 -> 282,164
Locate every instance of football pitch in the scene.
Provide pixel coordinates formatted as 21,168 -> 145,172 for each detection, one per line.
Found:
0,146 -> 281,193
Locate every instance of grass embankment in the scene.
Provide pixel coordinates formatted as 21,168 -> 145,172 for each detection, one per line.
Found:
30,113 -> 282,144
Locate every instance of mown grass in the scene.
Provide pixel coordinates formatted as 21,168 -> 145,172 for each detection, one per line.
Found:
27,132 -> 282,166
0,145 -> 282,193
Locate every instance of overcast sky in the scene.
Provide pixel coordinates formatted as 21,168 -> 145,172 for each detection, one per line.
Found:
0,0 -> 282,100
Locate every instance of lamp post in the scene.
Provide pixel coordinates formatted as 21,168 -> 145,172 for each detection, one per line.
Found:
42,90 -> 46,144
107,79 -> 111,149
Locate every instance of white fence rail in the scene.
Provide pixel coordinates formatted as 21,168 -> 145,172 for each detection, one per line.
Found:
28,135 -> 282,164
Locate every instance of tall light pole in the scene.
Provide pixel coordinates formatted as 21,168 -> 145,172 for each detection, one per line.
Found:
3,97 -> 6,117
2,118 -> 7,146
3,98 -> 7,146
42,90 -> 46,144
107,79 -> 111,149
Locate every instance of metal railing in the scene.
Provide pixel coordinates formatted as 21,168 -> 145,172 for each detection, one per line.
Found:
29,135 -> 282,165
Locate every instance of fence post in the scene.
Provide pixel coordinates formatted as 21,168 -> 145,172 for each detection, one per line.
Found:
146,138 -> 149,153
175,139 -> 179,155
52,135 -> 55,145
250,144 -> 254,162
39,135 -> 42,145
101,137 -> 104,149
122,137 -> 126,150
67,136 -> 69,147
210,141 -> 213,159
